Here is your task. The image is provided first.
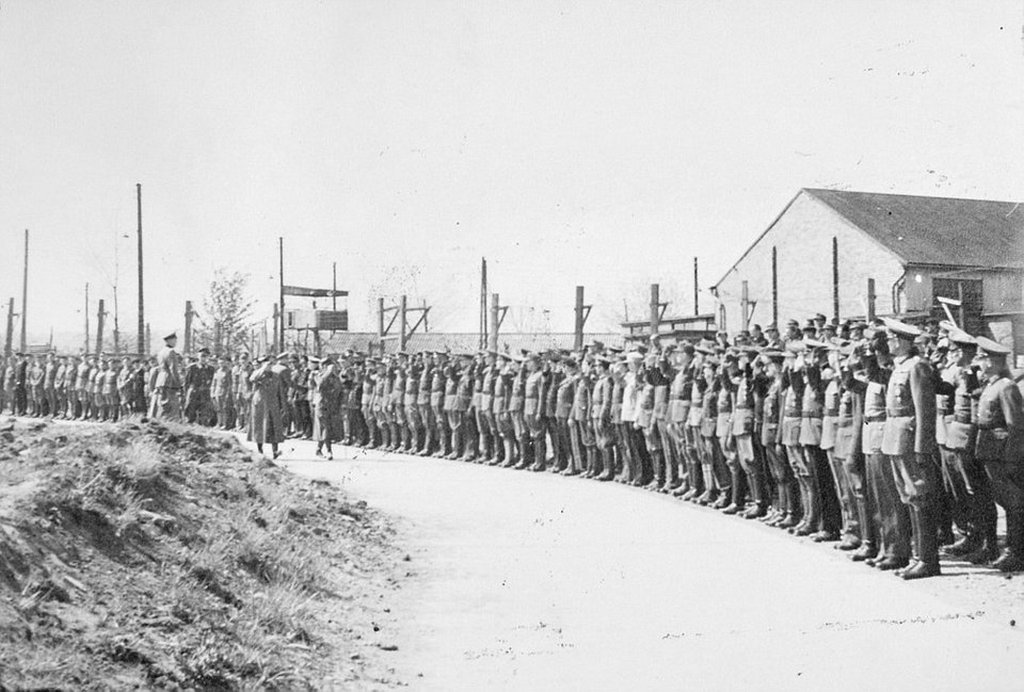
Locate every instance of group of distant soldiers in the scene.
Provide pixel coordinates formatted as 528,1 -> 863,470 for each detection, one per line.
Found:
7,315 -> 1023,579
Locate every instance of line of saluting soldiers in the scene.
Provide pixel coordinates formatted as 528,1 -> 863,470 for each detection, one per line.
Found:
12,316 -> 1022,580
245,313 -> 1021,581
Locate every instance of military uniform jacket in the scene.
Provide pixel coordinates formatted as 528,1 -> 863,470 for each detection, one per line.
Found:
184,363 -> 214,400
555,373 -> 577,419
523,370 -> 545,417
700,381 -> 718,438
636,372 -> 656,429
492,370 -> 511,415
480,366 -> 494,412
455,370 -> 474,412
669,369 -> 692,424
975,375 -> 1024,463
570,374 -> 590,423
834,370 -> 864,460
404,370 -> 419,408
211,368 -> 233,399
939,364 -> 978,451
652,367 -> 671,422
780,368 -> 803,447
155,347 -> 183,390
731,367 -> 756,437
881,354 -> 936,457
760,376 -> 784,447
542,371 -> 559,418
799,363 -> 825,447
417,366 -> 432,406
591,375 -> 613,425
508,370 -> 526,413
820,376 -> 841,451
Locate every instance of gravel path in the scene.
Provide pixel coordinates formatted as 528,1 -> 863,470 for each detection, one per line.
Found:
276,442 -> 1024,691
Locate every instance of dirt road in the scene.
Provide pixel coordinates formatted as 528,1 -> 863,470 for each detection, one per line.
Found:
276,442 -> 1024,691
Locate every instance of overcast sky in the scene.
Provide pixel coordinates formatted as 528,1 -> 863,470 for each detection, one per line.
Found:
1,1 -> 1022,346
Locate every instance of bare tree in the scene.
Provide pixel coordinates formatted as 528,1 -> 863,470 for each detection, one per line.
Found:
198,268 -> 255,356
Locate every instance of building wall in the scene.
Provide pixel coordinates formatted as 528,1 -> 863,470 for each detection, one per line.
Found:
902,266 -> 1023,315
714,192 -> 905,331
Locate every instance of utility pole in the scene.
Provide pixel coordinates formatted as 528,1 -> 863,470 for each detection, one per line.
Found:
400,294 -> 408,352
96,299 -> 106,354
832,236 -> 840,324
136,183 -> 145,356
20,229 -> 28,354
479,257 -> 488,349
184,300 -> 194,354
574,286 -> 592,351
649,283 -> 667,339
278,237 -> 285,353
272,303 -> 280,355
4,298 -> 14,357
693,257 -> 699,316
489,292 -> 509,352
867,278 -> 877,322
145,323 -> 151,355
332,262 -> 338,312
741,281 -> 750,331
380,295 -> 430,353
84,283 -> 90,356
771,246 -> 779,326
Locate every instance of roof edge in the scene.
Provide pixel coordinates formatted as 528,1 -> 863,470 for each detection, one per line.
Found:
712,190 -> 805,289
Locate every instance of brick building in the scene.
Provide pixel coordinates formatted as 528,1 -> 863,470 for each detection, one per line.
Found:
712,188 -> 1024,354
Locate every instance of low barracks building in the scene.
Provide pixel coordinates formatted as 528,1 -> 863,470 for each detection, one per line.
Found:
712,188 -> 1024,356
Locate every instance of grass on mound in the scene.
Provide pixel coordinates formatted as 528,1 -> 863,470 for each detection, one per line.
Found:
0,418 -> 397,690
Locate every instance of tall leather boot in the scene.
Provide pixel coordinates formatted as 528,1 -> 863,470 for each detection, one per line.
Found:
896,505 -> 921,576
695,463 -> 716,505
584,448 -> 598,477
722,465 -> 746,514
532,435 -> 547,471
743,468 -> 767,519
993,511 -> 1024,572
514,435 -> 532,469
595,449 -> 613,481
904,501 -> 941,579
851,497 -> 878,562
666,450 -> 680,490
647,450 -> 665,491
502,438 -> 515,469
446,427 -> 461,460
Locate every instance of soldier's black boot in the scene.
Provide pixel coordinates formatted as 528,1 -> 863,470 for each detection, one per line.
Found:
903,502 -> 941,580
596,449 -> 615,481
514,436 -> 532,470
896,505 -> 922,577
722,467 -> 745,514
646,450 -> 665,491
851,500 -> 878,562
993,511 -> 1024,572
531,436 -> 547,472
445,429 -> 460,460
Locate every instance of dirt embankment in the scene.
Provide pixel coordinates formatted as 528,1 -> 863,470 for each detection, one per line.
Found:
0,418 -> 406,690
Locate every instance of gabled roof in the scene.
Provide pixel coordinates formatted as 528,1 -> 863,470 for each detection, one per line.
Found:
804,188 -> 1024,269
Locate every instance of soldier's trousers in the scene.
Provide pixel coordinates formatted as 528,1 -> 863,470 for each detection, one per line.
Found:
807,445 -> 841,534
511,410 -> 529,463
765,443 -> 796,515
941,446 -> 996,540
155,388 -> 182,422
736,434 -> 765,505
718,433 -> 740,501
555,417 -> 573,470
643,424 -> 663,483
476,409 -> 494,458
569,419 -> 590,473
434,405 -> 450,453
419,404 -> 434,451
825,448 -> 856,535
867,451 -> 910,558
656,419 -> 678,485
841,449 -> 871,544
